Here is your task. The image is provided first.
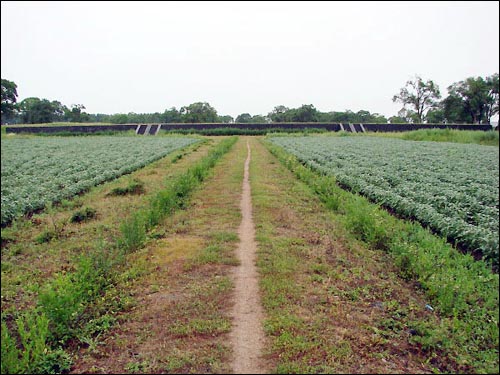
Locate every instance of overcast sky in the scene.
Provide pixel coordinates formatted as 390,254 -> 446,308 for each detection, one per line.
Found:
1,1 -> 499,119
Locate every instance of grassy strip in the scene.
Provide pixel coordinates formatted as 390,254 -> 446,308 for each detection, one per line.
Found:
118,136 -> 238,252
71,138 -> 245,373
1,137 -> 237,374
368,128 -> 499,146
161,127 -> 328,136
262,138 -> 499,373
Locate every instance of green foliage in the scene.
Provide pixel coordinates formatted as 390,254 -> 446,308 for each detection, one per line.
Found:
38,273 -> 85,341
1,78 -> 18,123
180,102 -> 219,123
107,179 -> 145,196
118,211 -> 147,253
120,136 -> 237,251
38,243 -> 118,343
343,199 -> 392,251
1,312 -> 72,374
17,97 -> 67,124
446,73 -> 499,124
70,206 -> 97,223
392,75 -> 441,123
161,127 -> 328,136
400,128 -> 499,146
35,229 -> 57,244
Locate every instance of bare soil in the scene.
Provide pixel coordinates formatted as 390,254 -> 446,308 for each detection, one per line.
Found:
228,141 -> 267,374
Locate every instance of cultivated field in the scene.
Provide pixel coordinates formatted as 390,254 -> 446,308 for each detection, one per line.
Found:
1,136 -> 199,225
1,131 -> 498,374
269,135 -> 499,268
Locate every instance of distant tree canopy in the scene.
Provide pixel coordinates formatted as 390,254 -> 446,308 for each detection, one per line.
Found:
1,79 -> 18,124
180,102 -> 218,123
392,73 -> 499,124
2,72 -> 497,125
445,74 -> 499,124
18,97 -> 66,124
392,75 -> 441,123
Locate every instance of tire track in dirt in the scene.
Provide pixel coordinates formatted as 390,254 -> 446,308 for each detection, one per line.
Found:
229,140 -> 267,374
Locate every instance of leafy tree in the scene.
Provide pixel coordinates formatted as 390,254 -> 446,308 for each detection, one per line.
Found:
18,97 -> 67,124
1,79 -> 18,123
180,102 -> 218,123
393,75 -> 441,123
288,104 -> 320,122
268,105 -> 290,122
109,113 -> 129,124
425,108 -> 446,123
235,113 -> 252,123
442,94 -> 472,123
485,73 -> 499,124
388,115 -> 406,124
446,74 -> 499,124
250,114 -> 268,123
218,115 -> 234,123
65,104 -> 89,122
396,108 -> 419,124
163,107 -> 182,123
368,113 -> 389,124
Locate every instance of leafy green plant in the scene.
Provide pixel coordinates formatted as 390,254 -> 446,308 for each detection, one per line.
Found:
35,229 -> 57,244
118,211 -> 147,253
70,206 -> 97,223
107,179 -> 145,196
0,311 -> 71,374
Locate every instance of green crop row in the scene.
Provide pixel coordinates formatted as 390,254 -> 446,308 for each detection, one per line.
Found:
1,136 -> 199,226
269,135 -> 499,270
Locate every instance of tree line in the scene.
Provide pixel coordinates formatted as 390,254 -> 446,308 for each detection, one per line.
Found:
1,73 -> 498,125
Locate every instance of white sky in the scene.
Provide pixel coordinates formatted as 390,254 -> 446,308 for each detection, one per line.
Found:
1,1 -> 499,119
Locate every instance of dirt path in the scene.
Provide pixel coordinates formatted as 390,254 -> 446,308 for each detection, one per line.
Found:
228,140 -> 267,374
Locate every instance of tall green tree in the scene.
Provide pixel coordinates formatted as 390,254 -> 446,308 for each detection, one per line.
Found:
446,74 -> 499,124
392,75 -> 441,123
425,107 -> 446,123
180,102 -> 218,123
235,113 -> 252,123
1,78 -> 18,123
250,115 -> 268,123
442,94 -> 472,123
163,107 -> 182,123
485,73 -> 499,124
218,115 -> 234,123
268,105 -> 290,122
66,104 -> 89,122
18,97 -> 67,124
288,104 -> 320,122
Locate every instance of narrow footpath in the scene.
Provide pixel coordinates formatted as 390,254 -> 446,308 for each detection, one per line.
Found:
229,140 -> 267,374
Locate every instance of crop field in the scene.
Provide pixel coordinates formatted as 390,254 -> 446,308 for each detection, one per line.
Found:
269,135 -> 499,268
1,136 -> 199,225
1,132 -> 498,374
